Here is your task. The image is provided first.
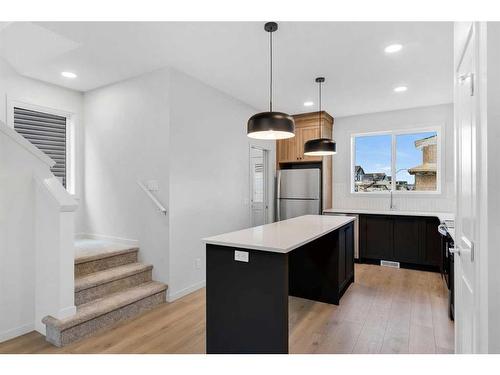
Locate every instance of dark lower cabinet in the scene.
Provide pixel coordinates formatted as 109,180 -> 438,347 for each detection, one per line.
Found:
360,215 -> 393,259
359,214 -> 441,270
424,218 -> 442,267
338,222 -> 355,292
345,223 -> 354,281
393,217 -> 421,263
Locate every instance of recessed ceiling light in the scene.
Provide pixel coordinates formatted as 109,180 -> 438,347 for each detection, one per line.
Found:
303,101 -> 314,107
61,71 -> 77,79
384,44 -> 403,53
394,86 -> 408,93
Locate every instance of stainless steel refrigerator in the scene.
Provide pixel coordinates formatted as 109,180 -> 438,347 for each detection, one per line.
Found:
277,168 -> 321,221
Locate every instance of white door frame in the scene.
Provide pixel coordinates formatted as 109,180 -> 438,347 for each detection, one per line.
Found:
249,145 -> 270,225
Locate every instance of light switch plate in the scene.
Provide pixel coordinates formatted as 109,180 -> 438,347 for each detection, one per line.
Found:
146,180 -> 159,192
234,250 -> 249,262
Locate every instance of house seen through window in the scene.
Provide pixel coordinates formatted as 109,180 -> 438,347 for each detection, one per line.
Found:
353,130 -> 439,192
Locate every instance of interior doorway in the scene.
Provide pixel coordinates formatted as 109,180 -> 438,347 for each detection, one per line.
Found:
454,22 -> 480,353
250,146 -> 269,226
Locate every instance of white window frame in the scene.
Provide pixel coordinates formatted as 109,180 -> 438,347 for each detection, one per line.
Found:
7,98 -> 77,196
350,124 -> 443,195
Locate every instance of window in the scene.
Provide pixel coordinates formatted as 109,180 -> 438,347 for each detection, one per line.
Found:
352,129 -> 440,193
395,131 -> 438,191
353,134 -> 392,192
13,107 -> 68,188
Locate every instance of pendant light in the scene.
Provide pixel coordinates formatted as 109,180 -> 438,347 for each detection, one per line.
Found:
303,77 -> 337,156
247,22 -> 295,140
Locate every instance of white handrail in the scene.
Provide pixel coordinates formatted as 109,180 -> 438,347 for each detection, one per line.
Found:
137,180 -> 167,215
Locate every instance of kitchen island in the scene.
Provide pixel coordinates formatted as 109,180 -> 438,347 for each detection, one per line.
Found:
202,214 -> 355,354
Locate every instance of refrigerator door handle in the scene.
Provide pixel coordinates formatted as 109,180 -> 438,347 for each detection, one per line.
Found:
276,170 -> 281,221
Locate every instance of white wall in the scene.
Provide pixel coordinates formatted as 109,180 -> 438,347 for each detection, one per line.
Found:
0,121 -> 42,341
0,58 -> 82,342
81,67 -> 275,300
0,122 -> 76,342
332,104 -> 455,213
82,67 -> 171,284
167,69 -> 275,300
0,58 -> 85,230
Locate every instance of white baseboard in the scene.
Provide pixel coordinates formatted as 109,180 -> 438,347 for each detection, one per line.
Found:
0,323 -> 34,343
167,280 -> 206,302
75,233 -> 139,247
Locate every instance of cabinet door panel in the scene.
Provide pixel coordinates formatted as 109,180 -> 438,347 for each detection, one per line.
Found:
359,215 -> 367,257
338,227 -> 346,284
362,215 -> 393,260
393,217 -> 421,263
345,223 -> 354,280
424,218 -> 442,266
277,137 -> 298,163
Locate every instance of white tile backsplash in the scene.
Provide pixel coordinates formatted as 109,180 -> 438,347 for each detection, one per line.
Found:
333,182 -> 455,213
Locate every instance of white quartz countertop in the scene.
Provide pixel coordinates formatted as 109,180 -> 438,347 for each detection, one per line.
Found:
323,208 -> 454,223
202,215 -> 355,254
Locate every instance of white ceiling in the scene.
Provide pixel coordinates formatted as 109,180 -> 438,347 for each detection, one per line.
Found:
0,22 -> 453,117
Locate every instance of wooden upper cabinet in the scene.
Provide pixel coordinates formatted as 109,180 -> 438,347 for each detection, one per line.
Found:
299,126 -> 322,162
276,111 -> 333,164
276,111 -> 334,210
277,135 -> 297,163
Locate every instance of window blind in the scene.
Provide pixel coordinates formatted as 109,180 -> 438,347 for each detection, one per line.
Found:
14,107 -> 67,187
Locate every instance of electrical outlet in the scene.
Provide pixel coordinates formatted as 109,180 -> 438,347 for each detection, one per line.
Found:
234,250 -> 249,262
195,258 -> 202,269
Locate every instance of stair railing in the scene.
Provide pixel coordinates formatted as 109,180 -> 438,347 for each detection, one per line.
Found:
137,180 -> 167,215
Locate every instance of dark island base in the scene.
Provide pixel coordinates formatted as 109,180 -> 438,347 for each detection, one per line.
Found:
206,245 -> 289,354
288,229 -> 353,305
206,222 -> 354,354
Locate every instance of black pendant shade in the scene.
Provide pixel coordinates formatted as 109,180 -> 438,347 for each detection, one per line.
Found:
303,77 -> 336,156
247,111 -> 295,140
247,22 -> 295,140
304,137 -> 337,155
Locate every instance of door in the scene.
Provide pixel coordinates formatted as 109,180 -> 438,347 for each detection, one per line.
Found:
277,168 -> 321,221
278,169 -> 320,199
361,215 -> 393,260
277,136 -> 297,163
338,227 -> 346,284
454,23 -> 478,353
279,199 -> 320,221
344,223 -> 354,281
393,216 -> 420,264
250,146 -> 268,226
424,218 -> 442,267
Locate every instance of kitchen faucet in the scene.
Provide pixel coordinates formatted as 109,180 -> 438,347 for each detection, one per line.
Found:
390,168 -> 409,210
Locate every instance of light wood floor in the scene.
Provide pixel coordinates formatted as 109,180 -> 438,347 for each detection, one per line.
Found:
0,264 -> 454,354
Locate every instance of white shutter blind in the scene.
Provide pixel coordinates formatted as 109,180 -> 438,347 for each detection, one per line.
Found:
14,107 -> 67,187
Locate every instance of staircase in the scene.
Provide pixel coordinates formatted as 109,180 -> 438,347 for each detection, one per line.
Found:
43,239 -> 167,347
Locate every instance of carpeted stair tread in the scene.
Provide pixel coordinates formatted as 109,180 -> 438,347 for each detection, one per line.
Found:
75,246 -> 139,265
75,262 -> 153,292
43,281 -> 167,331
